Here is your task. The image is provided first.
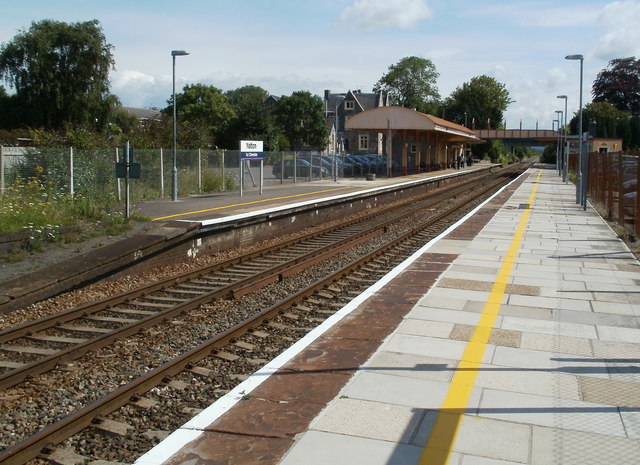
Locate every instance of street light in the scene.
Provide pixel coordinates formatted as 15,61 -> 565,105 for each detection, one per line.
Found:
555,110 -> 563,174
557,95 -> 568,182
171,49 -> 189,201
565,54 -> 585,209
334,95 -> 345,182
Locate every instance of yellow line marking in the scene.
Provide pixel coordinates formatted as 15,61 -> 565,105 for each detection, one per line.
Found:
419,169 -> 542,465
150,186 -> 357,221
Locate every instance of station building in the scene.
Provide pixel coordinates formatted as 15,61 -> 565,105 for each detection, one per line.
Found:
345,105 -> 483,176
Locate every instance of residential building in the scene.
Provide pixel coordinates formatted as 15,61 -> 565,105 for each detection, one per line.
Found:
324,89 -> 388,155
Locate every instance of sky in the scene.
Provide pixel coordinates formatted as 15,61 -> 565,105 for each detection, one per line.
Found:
1,0 -> 640,130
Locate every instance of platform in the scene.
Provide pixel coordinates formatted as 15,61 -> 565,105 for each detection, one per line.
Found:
135,167 -> 476,223
136,166 -> 640,464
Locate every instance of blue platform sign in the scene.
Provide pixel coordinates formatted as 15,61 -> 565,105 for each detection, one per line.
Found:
240,140 -> 264,161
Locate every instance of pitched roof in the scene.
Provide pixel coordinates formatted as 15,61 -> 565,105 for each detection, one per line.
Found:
121,107 -> 161,120
325,89 -> 385,115
345,106 -> 482,142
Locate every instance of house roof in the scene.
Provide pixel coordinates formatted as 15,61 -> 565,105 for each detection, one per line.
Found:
121,107 -> 161,120
345,106 -> 482,143
325,89 -> 386,115
347,89 -> 386,111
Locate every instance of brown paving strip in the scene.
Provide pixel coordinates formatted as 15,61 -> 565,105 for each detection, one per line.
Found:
165,432 -> 293,465
163,173 -> 524,464
204,372 -> 351,438
616,264 -> 640,273
450,323 -> 522,348
578,376 -> 640,407
438,277 -> 540,296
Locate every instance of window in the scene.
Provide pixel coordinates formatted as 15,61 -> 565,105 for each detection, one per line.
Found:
345,100 -> 355,110
359,134 -> 369,151
411,144 -> 417,153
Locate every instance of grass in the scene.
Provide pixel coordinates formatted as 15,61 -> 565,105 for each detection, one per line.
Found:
0,174 -> 140,254
0,166 -> 231,262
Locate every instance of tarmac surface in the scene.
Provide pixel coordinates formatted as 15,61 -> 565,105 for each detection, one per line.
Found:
136,172 -> 440,222
136,166 -> 640,465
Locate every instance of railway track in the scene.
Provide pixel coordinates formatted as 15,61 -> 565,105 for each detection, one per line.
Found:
0,166 -> 492,388
0,163 -> 528,464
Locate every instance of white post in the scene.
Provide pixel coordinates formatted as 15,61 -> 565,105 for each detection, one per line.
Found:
160,148 -> 165,198
69,147 -> 74,198
239,150 -> 243,197
125,141 -> 130,219
221,150 -> 225,191
198,148 -> 202,193
0,145 -> 5,195
115,147 -> 121,201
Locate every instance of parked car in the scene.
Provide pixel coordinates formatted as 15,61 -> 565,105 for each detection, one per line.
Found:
346,154 -> 376,174
272,158 -> 329,179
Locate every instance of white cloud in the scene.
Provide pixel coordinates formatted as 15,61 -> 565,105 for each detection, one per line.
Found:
545,67 -> 568,90
111,70 -> 170,108
514,7 -> 598,28
463,3 -> 599,28
339,0 -> 433,31
488,65 -> 508,83
594,0 -> 640,60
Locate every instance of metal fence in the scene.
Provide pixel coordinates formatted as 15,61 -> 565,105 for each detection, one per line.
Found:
0,146 -> 233,200
585,152 -> 640,237
0,147 -> 391,202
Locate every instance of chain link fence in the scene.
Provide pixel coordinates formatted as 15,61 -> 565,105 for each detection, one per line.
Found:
0,146 -> 237,200
1,147 -> 393,201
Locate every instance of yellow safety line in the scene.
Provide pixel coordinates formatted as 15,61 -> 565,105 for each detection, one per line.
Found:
419,169 -> 542,465
150,186 -> 356,221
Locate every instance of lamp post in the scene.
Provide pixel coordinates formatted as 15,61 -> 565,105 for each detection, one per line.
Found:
553,119 -> 559,165
565,54 -> 584,209
557,95 -> 568,182
171,50 -> 189,201
334,95 -> 345,182
555,110 -> 563,174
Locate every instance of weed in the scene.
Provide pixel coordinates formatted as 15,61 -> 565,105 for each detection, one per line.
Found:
4,248 -> 25,263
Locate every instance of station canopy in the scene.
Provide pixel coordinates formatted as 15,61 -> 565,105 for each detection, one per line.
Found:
346,106 -> 483,143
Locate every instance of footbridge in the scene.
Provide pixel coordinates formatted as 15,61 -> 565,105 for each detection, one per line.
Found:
475,129 -> 559,144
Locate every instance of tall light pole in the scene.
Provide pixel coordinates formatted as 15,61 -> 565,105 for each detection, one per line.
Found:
555,110 -> 563,174
334,95 -> 345,182
557,95 -> 568,182
553,119 -> 559,167
171,50 -> 189,201
565,54 -> 584,209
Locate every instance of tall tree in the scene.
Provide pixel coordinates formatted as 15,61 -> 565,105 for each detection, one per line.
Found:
164,83 -> 235,148
568,101 -> 632,147
442,75 -> 513,129
0,19 -> 117,130
373,56 -> 440,114
273,91 -> 327,151
592,57 -> 640,115
223,85 -> 280,150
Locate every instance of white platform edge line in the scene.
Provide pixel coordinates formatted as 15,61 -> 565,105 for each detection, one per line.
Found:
188,168 -> 487,228
134,168 -> 527,465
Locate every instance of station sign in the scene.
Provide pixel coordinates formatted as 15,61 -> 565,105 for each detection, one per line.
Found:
116,162 -> 141,179
240,140 -> 264,161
